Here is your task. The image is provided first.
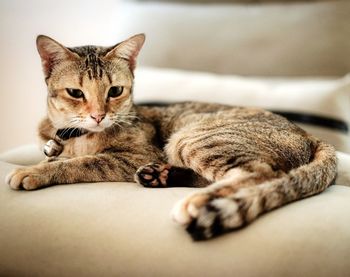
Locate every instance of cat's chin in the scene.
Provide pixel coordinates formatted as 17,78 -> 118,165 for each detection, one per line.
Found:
85,125 -> 107,133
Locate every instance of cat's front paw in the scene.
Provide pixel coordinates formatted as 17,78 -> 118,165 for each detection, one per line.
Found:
135,163 -> 171,187
171,189 -> 260,240
6,166 -> 50,190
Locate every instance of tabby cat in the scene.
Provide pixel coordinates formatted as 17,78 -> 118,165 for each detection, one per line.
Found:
5,34 -> 337,240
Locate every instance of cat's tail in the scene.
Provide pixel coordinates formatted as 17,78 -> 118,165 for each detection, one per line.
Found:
246,137 -> 337,215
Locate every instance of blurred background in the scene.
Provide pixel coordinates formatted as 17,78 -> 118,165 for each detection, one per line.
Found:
0,0 -> 349,152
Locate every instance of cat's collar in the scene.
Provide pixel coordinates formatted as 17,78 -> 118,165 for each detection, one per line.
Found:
43,128 -> 89,157
56,128 -> 89,140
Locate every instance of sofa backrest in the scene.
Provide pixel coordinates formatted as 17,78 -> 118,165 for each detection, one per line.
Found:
117,0 -> 350,76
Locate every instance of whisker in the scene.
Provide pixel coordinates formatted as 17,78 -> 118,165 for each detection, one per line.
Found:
111,111 -> 139,127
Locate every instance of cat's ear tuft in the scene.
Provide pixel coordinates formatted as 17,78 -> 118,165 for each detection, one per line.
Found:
105,33 -> 145,72
36,35 -> 77,78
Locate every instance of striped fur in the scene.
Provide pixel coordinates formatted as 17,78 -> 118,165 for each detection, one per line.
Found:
5,35 -> 337,240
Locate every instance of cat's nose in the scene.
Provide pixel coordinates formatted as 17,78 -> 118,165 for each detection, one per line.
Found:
90,113 -> 106,124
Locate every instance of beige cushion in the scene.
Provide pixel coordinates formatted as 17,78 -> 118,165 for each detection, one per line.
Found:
0,146 -> 350,276
117,0 -> 350,76
134,67 -> 350,153
0,144 -> 45,166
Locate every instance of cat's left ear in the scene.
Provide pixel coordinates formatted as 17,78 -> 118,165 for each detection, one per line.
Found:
36,35 -> 79,79
104,33 -> 145,72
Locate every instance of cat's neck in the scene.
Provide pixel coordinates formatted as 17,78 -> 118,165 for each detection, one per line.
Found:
38,117 -> 88,142
55,128 -> 89,140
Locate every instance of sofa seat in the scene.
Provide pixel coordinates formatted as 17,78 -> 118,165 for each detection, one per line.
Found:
0,145 -> 350,276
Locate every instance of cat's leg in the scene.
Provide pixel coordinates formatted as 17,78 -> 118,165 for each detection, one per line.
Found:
135,163 -> 209,188
6,152 -> 158,190
171,162 -> 285,240
172,157 -> 335,240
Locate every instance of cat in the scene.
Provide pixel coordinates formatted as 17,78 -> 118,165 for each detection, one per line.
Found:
5,34 -> 337,240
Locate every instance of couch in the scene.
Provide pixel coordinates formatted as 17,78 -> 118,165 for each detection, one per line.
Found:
1,0 -> 350,276
1,66 -> 350,276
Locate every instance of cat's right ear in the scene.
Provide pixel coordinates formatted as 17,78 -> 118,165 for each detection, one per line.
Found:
104,34 -> 145,72
36,35 -> 78,78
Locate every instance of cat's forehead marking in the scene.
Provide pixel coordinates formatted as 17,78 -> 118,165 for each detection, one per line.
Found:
69,46 -> 110,86
67,45 -> 132,88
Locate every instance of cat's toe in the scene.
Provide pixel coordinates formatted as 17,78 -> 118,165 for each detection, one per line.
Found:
171,193 -> 210,225
171,198 -> 193,225
5,169 -> 22,190
134,163 -> 171,187
186,205 -> 223,240
6,168 -> 45,190
186,198 -> 243,240
21,176 -> 42,190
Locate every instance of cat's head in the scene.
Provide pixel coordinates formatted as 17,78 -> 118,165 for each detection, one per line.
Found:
36,34 -> 145,132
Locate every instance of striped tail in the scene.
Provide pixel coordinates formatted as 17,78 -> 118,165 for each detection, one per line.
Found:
254,139 -> 337,214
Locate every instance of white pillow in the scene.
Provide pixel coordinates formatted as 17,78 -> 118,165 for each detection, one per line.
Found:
117,0 -> 350,76
133,67 -> 350,153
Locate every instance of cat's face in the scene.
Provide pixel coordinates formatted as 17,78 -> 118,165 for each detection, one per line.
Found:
36,34 -> 145,132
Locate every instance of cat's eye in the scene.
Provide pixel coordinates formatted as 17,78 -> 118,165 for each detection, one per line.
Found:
108,86 -> 124,98
66,88 -> 84,99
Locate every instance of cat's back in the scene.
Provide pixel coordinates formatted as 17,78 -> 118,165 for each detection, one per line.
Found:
145,102 -> 317,174
137,101 -> 308,140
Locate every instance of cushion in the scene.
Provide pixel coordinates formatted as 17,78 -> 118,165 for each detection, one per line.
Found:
133,67 -> 350,153
116,0 -> 350,76
0,146 -> 350,276
0,144 -> 45,166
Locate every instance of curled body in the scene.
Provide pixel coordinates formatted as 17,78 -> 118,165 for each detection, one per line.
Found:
6,34 -> 337,240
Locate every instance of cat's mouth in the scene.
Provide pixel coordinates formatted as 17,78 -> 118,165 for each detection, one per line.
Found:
82,117 -> 114,132
85,125 -> 106,132
83,120 -> 114,132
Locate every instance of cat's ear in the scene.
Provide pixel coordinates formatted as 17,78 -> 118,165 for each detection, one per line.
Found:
36,35 -> 79,78
104,33 -> 145,72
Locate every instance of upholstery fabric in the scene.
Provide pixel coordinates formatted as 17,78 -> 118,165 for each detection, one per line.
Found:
133,67 -> 350,153
117,0 -> 350,76
0,146 -> 350,277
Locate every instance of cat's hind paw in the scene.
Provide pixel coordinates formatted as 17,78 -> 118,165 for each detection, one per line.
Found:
135,163 -> 171,188
171,189 -> 260,240
185,198 -> 244,240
